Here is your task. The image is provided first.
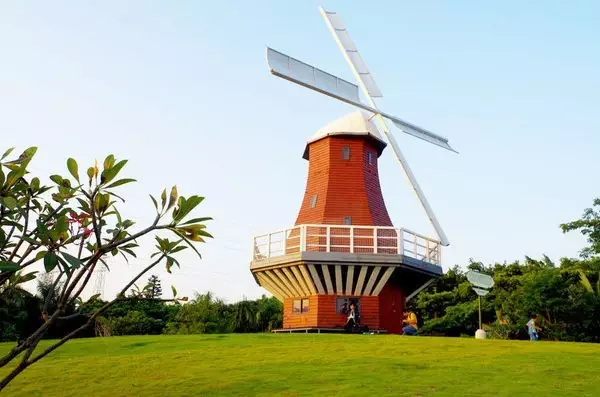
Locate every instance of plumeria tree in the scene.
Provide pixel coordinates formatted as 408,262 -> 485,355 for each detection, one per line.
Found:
0,147 -> 212,390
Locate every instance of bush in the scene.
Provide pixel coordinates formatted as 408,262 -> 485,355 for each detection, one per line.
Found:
99,311 -> 164,336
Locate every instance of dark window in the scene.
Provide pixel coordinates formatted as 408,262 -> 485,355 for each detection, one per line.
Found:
342,146 -> 350,160
310,194 -> 318,208
343,216 -> 352,225
367,152 -> 374,165
292,299 -> 310,314
336,297 -> 361,314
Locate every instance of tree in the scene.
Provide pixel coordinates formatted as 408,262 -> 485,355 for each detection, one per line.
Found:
560,198 -> 600,258
145,275 -> 162,299
0,271 -> 36,342
164,292 -> 234,334
0,147 -> 212,390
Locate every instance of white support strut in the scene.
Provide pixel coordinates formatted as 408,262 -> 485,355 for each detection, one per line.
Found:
319,6 -> 450,246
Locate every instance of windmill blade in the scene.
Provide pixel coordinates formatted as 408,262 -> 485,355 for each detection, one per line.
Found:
385,114 -> 458,153
319,7 -> 382,98
319,6 -> 451,246
266,47 -> 361,107
266,47 -> 457,153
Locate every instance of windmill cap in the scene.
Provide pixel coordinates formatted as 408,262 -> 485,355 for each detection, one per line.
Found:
303,111 -> 387,160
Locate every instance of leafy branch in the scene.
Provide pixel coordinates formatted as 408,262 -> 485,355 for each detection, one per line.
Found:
0,149 -> 212,390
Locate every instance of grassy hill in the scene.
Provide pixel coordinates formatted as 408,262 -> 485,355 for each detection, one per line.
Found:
2,334 -> 600,396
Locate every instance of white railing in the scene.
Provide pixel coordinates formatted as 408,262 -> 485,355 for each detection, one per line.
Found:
252,224 -> 441,266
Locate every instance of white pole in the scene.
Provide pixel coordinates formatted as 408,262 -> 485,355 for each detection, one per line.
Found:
478,296 -> 482,330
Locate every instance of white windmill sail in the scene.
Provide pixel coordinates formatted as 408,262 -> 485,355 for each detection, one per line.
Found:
265,6 -> 456,247
266,48 -> 456,154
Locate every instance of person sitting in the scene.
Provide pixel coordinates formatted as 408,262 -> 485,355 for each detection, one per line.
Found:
402,311 -> 418,335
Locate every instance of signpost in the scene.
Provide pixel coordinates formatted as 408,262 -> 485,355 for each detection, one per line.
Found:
466,270 -> 494,339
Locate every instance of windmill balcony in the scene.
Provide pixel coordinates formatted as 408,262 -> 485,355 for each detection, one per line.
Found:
250,224 -> 442,274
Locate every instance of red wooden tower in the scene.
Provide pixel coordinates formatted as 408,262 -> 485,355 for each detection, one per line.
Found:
250,111 -> 443,333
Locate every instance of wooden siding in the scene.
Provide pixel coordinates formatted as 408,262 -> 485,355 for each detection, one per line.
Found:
282,294 -> 380,330
294,136 -> 393,227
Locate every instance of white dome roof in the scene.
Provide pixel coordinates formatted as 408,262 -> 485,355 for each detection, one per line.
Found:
303,111 -> 387,160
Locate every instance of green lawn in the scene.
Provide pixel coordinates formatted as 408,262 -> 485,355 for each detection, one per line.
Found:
1,334 -> 600,396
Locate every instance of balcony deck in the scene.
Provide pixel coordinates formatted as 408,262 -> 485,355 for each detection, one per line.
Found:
251,224 -> 443,277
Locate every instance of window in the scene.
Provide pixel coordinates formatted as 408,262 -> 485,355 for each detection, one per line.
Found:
292,298 -> 310,314
343,216 -> 352,225
301,298 -> 309,313
292,299 -> 301,314
310,194 -> 318,208
367,152 -> 374,165
336,297 -> 360,315
342,146 -> 350,160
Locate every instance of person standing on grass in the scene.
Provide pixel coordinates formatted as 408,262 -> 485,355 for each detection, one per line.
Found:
526,314 -> 542,341
344,302 -> 358,332
402,311 -> 418,336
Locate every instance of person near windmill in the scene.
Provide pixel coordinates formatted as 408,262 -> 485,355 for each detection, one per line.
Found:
402,311 -> 418,336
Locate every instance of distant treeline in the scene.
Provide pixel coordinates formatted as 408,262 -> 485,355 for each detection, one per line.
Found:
3,256 -> 599,343
1,274 -> 282,341
410,256 -> 600,342
3,197 -> 600,343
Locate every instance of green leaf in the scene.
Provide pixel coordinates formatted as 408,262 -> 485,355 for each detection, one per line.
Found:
30,177 -> 40,191
0,168 -> 5,187
180,217 -> 213,226
18,271 -> 38,283
44,251 -> 59,272
1,196 -> 18,210
87,167 -> 95,185
6,168 -> 25,187
57,257 -> 71,274
0,260 -> 19,271
94,193 -> 110,214
100,159 -> 127,185
121,247 -> 137,258
108,191 -> 126,203
61,251 -> 83,269
55,215 -> 68,233
149,195 -> 158,211
17,147 -> 38,165
160,189 -> 167,209
121,243 -> 139,249
171,285 -> 177,297
1,147 -> 15,161
99,258 -> 110,271
35,250 -> 48,261
170,245 -> 187,254
67,158 -> 79,182
50,175 -> 63,185
105,178 -> 136,189
168,228 -> 203,259
103,154 -> 115,170
76,198 -> 91,214
168,186 -> 178,210
173,196 -> 205,223
2,220 -> 24,232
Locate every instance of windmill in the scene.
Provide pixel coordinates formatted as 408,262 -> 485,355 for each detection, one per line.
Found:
265,6 -> 457,246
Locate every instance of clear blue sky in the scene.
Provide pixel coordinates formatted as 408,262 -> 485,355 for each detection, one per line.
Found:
1,1 -> 598,302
